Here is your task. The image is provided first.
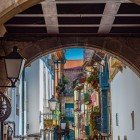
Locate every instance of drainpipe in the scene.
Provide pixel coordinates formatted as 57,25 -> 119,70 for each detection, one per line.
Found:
22,70 -> 25,139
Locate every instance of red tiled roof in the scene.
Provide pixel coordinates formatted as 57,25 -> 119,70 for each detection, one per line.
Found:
64,60 -> 84,69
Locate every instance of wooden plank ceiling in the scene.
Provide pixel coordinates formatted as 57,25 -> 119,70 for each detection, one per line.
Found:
4,0 -> 140,36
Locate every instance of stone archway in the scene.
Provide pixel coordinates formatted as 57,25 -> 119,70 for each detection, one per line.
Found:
131,0 -> 140,5
0,36 -> 140,92
0,0 -> 43,25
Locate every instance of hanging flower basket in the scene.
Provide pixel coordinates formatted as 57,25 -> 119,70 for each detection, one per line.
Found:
79,77 -> 86,84
89,75 -> 100,91
91,106 -> 100,118
86,68 -> 99,90
74,108 -> 81,112
87,75 -> 94,84
44,119 -> 53,129
75,85 -> 84,91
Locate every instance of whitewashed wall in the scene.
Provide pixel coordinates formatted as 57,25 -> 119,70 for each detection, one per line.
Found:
111,67 -> 140,140
39,59 -> 44,134
5,74 -> 24,139
25,59 -> 42,135
25,58 -> 54,139
6,88 -> 20,136
5,57 -> 54,139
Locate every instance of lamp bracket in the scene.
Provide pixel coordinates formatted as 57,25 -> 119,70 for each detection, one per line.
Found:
9,78 -> 17,86
0,79 -> 17,88
0,85 -> 16,88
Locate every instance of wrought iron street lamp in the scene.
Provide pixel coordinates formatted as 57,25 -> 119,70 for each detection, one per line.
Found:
60,115 -> 66,129
56,117 -> 70,139
0,46 -> 26,87
48,96 -> 58,111
60,119 -> 66,130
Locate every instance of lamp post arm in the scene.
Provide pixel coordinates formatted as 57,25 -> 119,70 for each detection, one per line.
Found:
0,79 -> 17,88
0,85 -> 16,88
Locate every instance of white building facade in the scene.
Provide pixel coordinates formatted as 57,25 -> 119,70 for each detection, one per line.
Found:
111,67 -> 140,140
3,56 -> 54,140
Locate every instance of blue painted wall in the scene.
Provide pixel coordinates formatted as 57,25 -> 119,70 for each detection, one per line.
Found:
99,57 -> 109,134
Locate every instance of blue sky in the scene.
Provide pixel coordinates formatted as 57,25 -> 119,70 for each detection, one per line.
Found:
65,48 -> 84,60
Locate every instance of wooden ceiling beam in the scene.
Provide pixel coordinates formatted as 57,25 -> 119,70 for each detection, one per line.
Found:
98,1 -> 121,33
14,14 -> 140,17
55,0 -> 131,4
41,0 -> 59,34
5,24 -> 140,27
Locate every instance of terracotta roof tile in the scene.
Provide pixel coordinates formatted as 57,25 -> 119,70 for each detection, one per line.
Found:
64,60 -> 83,69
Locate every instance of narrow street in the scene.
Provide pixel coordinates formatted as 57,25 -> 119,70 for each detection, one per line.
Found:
0,1 -> 140,140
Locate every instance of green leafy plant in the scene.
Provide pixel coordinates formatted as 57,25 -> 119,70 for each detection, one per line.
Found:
66,121 -> 70,129
87,75 -> 94,83
86,69 -> 100,91
84,93 -> 90,104
56,75 -> 69,94
94,106 -> 100,113
72,79 -> 78,89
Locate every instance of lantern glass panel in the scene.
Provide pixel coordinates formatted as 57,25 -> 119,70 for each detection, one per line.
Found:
61,122 -> 66,130
49,101 -> 57,111
5,58 -> 25,79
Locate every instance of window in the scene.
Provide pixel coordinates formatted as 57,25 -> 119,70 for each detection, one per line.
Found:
65,108 -> 74,117
116,113 -> 119,126
124,136 -> 127,140
118,136 -> 120,140
131,111 -> 135,130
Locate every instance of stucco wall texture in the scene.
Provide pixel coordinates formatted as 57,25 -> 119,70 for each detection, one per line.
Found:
111,67 -> 140,140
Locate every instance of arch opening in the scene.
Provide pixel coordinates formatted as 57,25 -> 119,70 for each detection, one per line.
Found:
3,46 -> 140,140
25,43 -> 139,77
